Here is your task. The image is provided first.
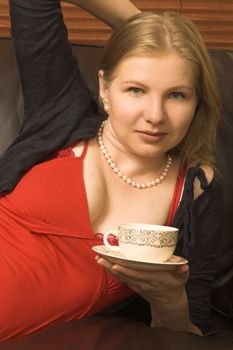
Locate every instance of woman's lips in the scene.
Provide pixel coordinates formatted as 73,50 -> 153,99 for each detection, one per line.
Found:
137,130 -> 167,142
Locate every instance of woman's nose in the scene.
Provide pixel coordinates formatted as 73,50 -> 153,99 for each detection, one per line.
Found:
144,98 -> 166,125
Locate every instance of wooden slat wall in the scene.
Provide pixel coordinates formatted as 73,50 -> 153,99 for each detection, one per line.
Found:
0,0 -> 233,50
181,0 -> 233,49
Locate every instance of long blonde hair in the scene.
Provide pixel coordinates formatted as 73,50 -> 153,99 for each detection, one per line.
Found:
99,12 -> 221,167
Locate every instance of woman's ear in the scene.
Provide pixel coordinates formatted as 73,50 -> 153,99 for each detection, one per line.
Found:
98,70 -> 110,114
98,70 -> 108,101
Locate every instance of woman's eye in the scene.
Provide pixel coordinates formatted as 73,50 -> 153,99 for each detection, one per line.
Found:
169,91 -> 185,99
128,87 -> 143,96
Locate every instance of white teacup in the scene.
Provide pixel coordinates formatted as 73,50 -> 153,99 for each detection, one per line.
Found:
103,223 -> 179,263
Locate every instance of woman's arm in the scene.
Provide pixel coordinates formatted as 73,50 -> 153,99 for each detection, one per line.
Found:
149,276 -> 202,335
66,0 -> 141,28
173,167 -> 224,334
0,0 -> 92,194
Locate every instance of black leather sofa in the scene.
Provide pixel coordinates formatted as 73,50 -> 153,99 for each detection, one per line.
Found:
0,37 -> 233,349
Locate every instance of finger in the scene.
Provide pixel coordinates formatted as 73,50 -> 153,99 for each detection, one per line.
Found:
96,257 -> 114,270
172,264 -> 189,281
111,264 -> 177,283
172,264 -> 189,275
111,264 -> 152,282
96,257 -> 128,281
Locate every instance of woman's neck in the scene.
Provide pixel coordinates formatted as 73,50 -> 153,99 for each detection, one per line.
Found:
97,121 -> 173,189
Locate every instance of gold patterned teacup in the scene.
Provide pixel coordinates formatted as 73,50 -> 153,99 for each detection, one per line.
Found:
103,223 -> 179,263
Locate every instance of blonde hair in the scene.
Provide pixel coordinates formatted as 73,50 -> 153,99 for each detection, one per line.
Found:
99,12 -> 221,167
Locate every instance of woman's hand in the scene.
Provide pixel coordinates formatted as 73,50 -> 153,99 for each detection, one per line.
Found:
96,256 -> 202,335
96,255 -> 189,306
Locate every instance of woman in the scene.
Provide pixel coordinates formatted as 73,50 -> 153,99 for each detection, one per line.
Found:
0,0 -> 223,340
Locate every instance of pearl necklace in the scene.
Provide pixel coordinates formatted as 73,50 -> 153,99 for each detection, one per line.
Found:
97,120 -> 172,189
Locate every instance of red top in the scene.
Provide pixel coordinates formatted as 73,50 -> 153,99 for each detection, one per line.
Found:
0,141 -> 186,340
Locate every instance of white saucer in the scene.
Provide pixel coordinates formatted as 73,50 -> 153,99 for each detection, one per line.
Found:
92,245 -> 188,271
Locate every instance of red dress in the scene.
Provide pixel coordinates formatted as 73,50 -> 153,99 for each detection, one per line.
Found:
0,141 -> 185,340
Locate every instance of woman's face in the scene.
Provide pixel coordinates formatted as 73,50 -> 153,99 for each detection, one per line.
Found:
99,53 -> 198,159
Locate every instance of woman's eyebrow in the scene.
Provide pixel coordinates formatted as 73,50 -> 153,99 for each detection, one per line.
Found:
121,81 -> 194,90
121,80 -> 147,87
167,85 -> 194,90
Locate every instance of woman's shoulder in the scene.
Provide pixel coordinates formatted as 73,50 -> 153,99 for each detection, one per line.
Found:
185,162 -> 215,200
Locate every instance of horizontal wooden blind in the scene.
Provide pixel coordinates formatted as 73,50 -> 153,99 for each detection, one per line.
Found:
180,0 -> 233,49
0,0 -> 233,50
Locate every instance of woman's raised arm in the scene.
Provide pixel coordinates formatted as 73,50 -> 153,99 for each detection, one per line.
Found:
67,0 -> 140,28
0,0 -> 92,194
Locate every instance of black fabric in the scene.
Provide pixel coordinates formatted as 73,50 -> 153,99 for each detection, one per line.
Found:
0,0 -> 103,194
173,169 -> 224,333
0,0 -> 225,336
